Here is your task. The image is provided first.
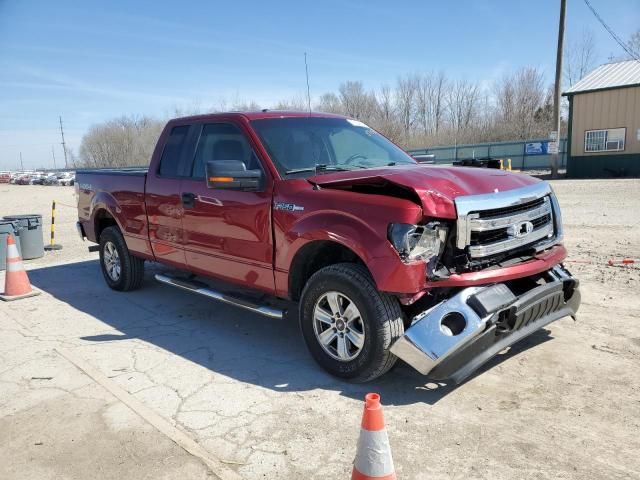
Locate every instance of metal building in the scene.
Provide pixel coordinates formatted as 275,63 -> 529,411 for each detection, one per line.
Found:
564,60 -> 640,178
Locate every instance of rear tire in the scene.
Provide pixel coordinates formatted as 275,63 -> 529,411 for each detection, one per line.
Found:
299,263 -> 404,382
99,226 -> 144,291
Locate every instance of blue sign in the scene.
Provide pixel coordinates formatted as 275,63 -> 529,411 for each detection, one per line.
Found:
525,142 -> 548,155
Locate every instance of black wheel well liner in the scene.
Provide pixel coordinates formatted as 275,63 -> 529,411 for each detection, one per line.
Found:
288,240 -> 370,301
94,210 -> 118,241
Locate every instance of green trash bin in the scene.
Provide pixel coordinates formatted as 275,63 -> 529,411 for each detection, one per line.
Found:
3,215 -> 44,260
0,220 -> 22,270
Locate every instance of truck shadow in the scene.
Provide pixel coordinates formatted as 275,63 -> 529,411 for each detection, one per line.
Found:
28,260 -> 553,406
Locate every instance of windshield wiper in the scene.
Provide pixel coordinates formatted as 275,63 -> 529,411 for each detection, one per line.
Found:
284,164 -> 352,175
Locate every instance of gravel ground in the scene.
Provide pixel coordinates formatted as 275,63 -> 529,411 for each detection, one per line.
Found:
0,180 -> 639,480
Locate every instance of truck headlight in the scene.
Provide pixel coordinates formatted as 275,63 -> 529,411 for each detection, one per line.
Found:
388,222 -> 448,262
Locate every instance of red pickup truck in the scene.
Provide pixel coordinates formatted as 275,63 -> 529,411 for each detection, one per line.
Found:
76,111 -> 580,383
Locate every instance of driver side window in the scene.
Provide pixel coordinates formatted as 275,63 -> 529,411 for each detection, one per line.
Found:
191,123 -> 260,179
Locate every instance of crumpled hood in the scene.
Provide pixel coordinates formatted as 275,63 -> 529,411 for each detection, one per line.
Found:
308,164 -> 540,219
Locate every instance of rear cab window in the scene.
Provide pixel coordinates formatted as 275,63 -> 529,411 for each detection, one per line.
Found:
190,122 -> 263,179
158,125 -> 190,177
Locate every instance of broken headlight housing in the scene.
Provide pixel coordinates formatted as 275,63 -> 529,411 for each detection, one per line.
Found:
388,222 -> 448,262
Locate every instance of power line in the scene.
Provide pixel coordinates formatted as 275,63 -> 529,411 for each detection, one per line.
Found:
582,0 -> 639,61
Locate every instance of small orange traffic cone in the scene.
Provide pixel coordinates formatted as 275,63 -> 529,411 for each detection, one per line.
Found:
352,393 -> 396,480
1,234 -> 40,301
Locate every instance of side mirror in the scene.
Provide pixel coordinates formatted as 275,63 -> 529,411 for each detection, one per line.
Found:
205,160 -> 263,191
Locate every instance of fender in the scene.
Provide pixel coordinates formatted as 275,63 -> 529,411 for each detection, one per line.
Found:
89,191 -> 155,260
88,191 -> 125,239
277,210 -> 426,295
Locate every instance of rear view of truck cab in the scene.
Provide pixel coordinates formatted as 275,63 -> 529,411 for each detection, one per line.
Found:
76,111 -> 580,384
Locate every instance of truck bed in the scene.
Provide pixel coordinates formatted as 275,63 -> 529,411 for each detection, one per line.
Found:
75,167 -> 148,176
76,168 -> 150,256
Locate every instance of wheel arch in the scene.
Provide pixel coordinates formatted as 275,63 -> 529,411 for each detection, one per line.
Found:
89,191 -> 125,243
93,208 -> 119,242
288,240 -> 372,301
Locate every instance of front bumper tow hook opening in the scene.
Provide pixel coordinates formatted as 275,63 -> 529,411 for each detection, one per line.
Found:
440,312 -> 466,336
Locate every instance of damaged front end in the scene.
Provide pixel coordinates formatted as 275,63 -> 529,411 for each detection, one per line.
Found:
390,265 -> 580,384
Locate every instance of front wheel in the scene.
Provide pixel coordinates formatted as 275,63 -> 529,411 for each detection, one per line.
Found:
299,263 -> 404,382
99,226 -> 144,291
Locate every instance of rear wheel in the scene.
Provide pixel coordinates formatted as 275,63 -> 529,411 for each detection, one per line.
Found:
299,263 -> 404,382
99,226 -> 144,291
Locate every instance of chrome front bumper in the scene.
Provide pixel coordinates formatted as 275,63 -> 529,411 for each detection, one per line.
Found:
390,265 -> 580,383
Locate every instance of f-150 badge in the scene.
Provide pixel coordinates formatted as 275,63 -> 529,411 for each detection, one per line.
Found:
274,202 -> 304,212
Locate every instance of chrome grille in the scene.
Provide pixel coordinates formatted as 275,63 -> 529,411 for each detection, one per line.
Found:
455,182 -> 562,259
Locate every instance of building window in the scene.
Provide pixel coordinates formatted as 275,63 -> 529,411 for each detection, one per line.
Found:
584,128 -> 626,153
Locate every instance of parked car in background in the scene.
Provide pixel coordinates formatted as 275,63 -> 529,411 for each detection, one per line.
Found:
0,172 -> 11,183
58,172 -> 75,186
29,173 -> 46,185
15,174 -> 30,185
43,173 -> 59,185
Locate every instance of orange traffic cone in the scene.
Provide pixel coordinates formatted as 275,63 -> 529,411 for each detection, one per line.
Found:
1,234 -> 40,301
352,393 -> 396,480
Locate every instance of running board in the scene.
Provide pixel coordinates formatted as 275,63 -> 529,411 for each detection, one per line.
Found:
154,273 -> 284,319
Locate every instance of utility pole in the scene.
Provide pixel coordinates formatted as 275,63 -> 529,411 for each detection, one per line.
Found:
59,116 -> 68,168
551,0 -> 567,179
51,146 -> 57,169
20,152 -> 24,171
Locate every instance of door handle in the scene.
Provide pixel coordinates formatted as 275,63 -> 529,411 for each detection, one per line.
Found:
181,192 -> 196,209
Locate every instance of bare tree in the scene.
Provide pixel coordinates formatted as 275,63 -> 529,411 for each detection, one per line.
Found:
78,116 -> 163,168
371,84 -> 402,142
414,71 -> 448,142
627,29 -> 640,58
316,92 -> 343,114
494,74 -> 516,127
512,68 -> 547,139
565,29 -> 597,86
394,75 -> 419,140
493,67 -> 548,140
447,79 -> 481,142
337,81 -> 379,122
273,95 -> 308,111
416,73 -> 433,136
377,84 -> 394,124
231,100 -> 262,111
431,71 -> 447,138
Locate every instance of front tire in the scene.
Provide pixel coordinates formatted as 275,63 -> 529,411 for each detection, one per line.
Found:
99,226 -> 144,291
299,263 -> 404,382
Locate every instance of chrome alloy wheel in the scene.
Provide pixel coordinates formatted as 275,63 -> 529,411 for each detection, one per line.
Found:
313,291 -> 365,362
103,241 -> 121,281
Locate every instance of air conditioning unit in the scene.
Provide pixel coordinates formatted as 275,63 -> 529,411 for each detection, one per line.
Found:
606,140 -> 622,151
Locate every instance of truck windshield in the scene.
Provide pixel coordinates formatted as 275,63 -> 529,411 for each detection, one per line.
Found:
250,117 -> 416,177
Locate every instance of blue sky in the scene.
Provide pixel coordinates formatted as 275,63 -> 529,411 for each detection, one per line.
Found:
1,0 -> 638,169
